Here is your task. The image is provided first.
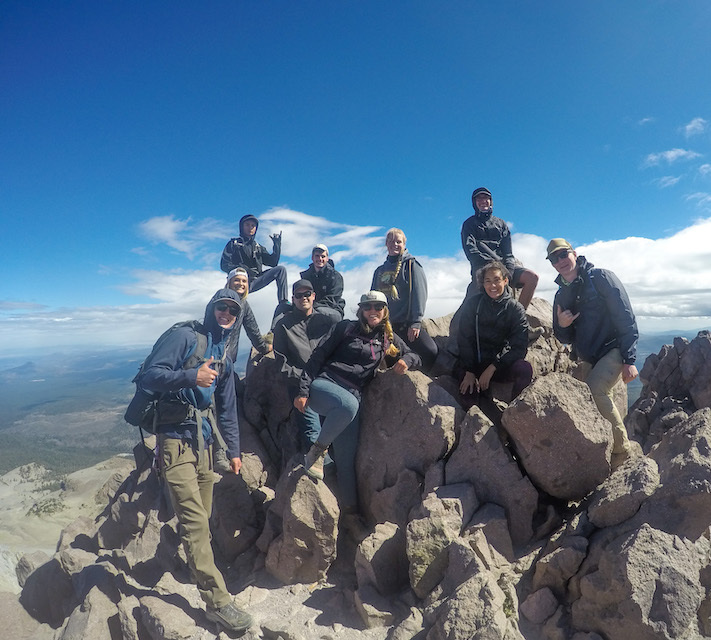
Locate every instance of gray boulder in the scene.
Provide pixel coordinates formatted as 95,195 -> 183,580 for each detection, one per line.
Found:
501,374 -> 612,500
445,406 -> 538,548
571,523 -> 706,640
258,466 -> 339,584
355,522 -> 409,597
358,370 -> 460,524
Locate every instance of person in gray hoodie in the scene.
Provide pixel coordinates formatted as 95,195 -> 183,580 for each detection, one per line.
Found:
371,228 -> 438,371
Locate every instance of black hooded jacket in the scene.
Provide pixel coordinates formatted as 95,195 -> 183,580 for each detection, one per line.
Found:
457,288 -> 529,372
299,320 -> 421,399
553,256 -> 638,366
300,260 -> 345,316
460,211 -> 517,278
220,214 -> 281,279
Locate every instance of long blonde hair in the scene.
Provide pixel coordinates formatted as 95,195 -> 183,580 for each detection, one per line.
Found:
384,228 -> 407,301
357,306 -> 400,357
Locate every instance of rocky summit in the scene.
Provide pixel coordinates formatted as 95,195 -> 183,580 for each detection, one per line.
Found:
11,302 -> 711,640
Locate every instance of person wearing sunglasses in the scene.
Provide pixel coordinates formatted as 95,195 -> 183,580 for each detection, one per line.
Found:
461,187 -> 539,309
293,290 -> 421,539
371,228 -> 438,372
273,279 -> 339,456
138,288 -> 253,634
547,238 -> 639,464
457,261 -> 533,410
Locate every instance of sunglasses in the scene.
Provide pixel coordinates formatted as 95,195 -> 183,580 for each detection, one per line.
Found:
361,303 -> 385,311
293,291 -> 313,299
215,302 -> 240,316
548,250 -> 570,264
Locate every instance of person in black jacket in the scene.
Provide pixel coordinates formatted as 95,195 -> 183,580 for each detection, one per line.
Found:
299,244 -> 345,321
457,261 -> 533,408
548,238 -> 639,459
273,279 -> 338,453
461,187 -> 538,308
294,290 -> 421,534
220,214 -> 288,304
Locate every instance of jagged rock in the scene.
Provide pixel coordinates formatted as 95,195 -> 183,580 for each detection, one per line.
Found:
57,515 -> 99,553
465,503 -> 515,562
425,569 -> 524,640
19,554 -> 77,626
501,373 -> 612,501
55,586 -> 119,640
406,485 -> 478,599
532,536 -> 588,599
355,522 -> 409,597
117,595 -> 142,640
15,549 -> 50,588
680,330 -> 711,409
354,583 -> 401,629
259,467 -> 339,584
357,370 -> 460,524
587,456 -> 659,528
524,298 -> 574,378
520,587 -> 558,624
571,524 -> 707,640
634,408 -> 711,540
445,407 -> 538,548
211,473 -> 260,562
138,595 -> 199,640
368,468 -> 423,529
388,606 -> 426,640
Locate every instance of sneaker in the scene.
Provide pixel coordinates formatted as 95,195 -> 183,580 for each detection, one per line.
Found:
206,603 -> 253,635
304,443 -> 327,480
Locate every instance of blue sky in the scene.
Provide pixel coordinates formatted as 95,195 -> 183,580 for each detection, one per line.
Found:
2,1 -> 711,356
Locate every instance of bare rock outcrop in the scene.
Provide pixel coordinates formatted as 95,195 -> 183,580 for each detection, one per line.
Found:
501,373 -> 612,500
14,310 -> 711,640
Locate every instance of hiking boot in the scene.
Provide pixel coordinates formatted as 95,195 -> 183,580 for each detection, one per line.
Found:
528,326 -> 545,343
205,602 -> 253,635
213,447 -> 232,475
304,443 -> 328,480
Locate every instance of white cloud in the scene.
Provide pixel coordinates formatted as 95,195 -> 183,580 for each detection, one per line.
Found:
3,216 -> 711,355
699,164 -> 711,178
642,148 -> 702,168
137,215 -> 231,261
637,117 -> 655,126
686,192 -> 711,210
655,175 -> 681,188
683,117 -> 708,138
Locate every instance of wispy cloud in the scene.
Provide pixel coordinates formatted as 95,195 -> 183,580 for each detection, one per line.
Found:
642,148 -> 702,168
683,117 -> 708,138
655,176 -> 681,188
686,192 -> 711,210
699,164 -> 711,178
136,215 -> 230,260
637,117 -> 655,126
4,216 -> 711,354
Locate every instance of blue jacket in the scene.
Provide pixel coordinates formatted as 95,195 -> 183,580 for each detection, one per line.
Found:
553,256 -> 638,366
371,251 -> 428,330
140,289 -> 242,457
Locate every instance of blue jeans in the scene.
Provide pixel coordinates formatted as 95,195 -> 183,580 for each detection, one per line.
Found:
308,378 -> 361,508
250,265 -> 289,303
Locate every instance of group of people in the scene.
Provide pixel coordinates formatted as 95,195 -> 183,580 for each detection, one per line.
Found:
132,187 -> 639,634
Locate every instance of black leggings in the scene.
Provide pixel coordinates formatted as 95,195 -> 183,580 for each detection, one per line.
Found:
392,322 -> 438,373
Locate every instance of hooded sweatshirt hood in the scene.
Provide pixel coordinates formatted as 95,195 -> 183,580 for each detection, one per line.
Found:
239,214 -> 259,239
203,288 -> 243,345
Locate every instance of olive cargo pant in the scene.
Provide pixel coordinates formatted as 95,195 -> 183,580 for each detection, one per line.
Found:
160,436 -> 231,609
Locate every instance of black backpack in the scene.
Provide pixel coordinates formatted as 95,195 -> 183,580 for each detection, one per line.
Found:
124,320 -> 210,435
